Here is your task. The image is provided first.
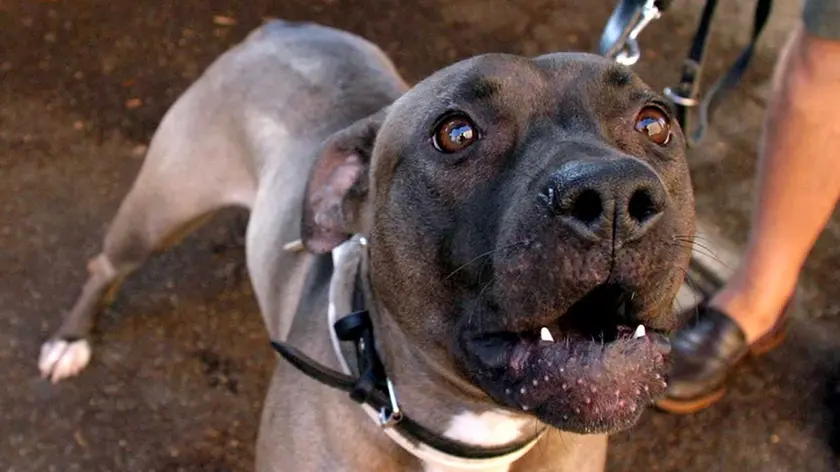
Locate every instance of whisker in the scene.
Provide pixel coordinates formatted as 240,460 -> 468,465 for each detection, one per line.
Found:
674,245 -> 726,270
674,233 -> 719,245
442,240 -> 528,282
656,262 -> 707,319
533,418 -> 547,456
671,235 -> 733,268
675,238 -> 725,260
666,239 -> 731,270
468,275 -> 497,332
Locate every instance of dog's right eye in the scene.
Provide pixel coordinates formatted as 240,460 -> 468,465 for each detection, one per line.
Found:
432,114 -> 479,153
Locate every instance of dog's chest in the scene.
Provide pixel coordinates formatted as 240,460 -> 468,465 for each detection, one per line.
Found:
425,411 -> 608,472
420,410 -> 531,472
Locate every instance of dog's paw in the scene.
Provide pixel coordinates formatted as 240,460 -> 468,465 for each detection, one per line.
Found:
38,339 -> 92,383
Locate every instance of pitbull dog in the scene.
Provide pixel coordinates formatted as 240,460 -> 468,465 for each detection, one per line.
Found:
38,20 -> 695,472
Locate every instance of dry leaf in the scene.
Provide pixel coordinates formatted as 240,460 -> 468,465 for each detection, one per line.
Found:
73,430 -> 88,447
213,15 -> 237,26
130,144 -> 148,158
125,98 -> 142,109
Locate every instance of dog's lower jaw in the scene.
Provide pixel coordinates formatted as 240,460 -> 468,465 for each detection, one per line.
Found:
369,306 -> 547,454
459,328 -> 670,435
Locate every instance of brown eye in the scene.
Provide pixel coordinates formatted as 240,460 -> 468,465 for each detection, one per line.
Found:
432,114 -> 478,153
634,107 -> 671,145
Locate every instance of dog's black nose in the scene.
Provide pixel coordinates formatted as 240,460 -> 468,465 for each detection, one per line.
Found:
545,158 -> 667,245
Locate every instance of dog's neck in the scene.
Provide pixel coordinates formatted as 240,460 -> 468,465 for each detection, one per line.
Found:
353,249 -> 540,462
326,235 -> 544,470
372,304 -> 537,447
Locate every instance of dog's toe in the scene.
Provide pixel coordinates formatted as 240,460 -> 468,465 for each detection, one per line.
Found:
38,339 -> 92,383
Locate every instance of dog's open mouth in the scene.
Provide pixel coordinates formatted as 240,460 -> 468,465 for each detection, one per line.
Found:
461,283 -> 671,434
538,283 -> 646,345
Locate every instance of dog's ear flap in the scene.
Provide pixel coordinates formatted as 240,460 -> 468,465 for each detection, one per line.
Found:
301,108 -> 386,254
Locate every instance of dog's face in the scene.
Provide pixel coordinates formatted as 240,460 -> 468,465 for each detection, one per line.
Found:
302,52 -> 695,435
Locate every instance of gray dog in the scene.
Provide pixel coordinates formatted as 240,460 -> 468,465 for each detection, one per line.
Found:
39,20 -> 695,472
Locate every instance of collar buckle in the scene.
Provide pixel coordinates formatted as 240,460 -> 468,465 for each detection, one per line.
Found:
378,377 -> 403,427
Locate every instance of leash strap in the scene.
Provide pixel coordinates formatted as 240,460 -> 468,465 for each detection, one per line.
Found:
599,0 -> 774,146
664,0 -> 773,146
270,309 -> 542,460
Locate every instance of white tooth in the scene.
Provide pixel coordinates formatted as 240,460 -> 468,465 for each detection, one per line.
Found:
540,327 -> 554,342
634,324 -> 646,338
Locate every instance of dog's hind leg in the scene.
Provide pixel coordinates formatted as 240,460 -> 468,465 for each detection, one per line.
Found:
39,103 -> 257,383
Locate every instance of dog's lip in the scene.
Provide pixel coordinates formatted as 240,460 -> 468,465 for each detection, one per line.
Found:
466,319 -> 671,368
461,301 -> 672,434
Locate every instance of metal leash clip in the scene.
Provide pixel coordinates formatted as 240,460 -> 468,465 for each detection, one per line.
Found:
378,378 -> 403,428
614,0 -> 662,65
599,0 -> 664,66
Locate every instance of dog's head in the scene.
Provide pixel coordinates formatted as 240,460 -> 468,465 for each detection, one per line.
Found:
301,52 -> 695,435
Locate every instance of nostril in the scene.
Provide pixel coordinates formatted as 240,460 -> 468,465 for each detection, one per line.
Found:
570,189 -> 603,224
627,188 -> 662,223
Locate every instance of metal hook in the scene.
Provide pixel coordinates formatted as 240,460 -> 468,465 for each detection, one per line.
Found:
613,0 -> 662,66
378,378 -> 403,428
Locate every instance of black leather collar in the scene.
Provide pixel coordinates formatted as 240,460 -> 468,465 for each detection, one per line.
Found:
270,260 -> 544,461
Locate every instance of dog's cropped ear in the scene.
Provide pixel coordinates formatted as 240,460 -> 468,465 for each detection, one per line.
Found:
301,108 -> 387,254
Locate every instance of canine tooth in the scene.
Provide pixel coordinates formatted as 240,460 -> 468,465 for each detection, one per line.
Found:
633,324 -> 646,338
540,327 -> 554,342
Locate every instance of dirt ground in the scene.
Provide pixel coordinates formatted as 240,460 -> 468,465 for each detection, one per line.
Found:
2,0 -> 840,471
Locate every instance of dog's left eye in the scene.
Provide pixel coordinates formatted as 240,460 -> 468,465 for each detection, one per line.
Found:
432,114 -> 478,153
634,106 -> 671,146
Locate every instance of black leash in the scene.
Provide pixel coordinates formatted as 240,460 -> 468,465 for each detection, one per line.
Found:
665,0 -> 773,146
270,309 -> 542,460
599,0 -> 774,147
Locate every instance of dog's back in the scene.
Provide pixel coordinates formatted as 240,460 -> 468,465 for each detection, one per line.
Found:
38,20 -> 408,381
148,20 -> 409,188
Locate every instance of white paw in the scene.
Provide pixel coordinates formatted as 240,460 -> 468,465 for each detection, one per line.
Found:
38,339 -> 92,383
